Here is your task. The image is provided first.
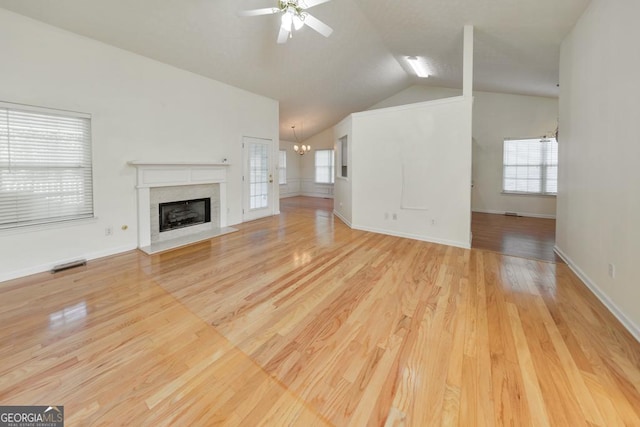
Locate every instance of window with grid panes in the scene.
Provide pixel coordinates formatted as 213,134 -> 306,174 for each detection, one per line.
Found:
0,102 -> 93,229
503,137 -> 557,195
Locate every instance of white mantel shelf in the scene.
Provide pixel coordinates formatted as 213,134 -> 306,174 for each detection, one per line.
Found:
129,161 -> 229,189
128,161 -> 230,167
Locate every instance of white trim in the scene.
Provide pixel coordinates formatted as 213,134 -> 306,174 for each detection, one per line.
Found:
128,163 -> 229,189
0,100 -> 91,118
0,216 -> 98,236
279,178 -> 302,198
501,191 -> 557,197
333,209 -> 352,227
554,245 -> 640,344
472,209 -> 556,219
128,161 -> 229,167
352,224 -> 470,250
0,244 -> 137,283
301,178 -> 334,199
302,192 -> 334,199
463,25 -> 474,98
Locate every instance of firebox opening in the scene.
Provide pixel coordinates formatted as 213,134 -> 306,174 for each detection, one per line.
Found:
159,198 -> 211,232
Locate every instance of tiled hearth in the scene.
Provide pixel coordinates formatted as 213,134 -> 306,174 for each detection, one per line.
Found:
129,161 -> 237,254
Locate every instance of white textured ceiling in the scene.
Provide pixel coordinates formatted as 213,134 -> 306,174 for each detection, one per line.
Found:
0,0 -> 590,139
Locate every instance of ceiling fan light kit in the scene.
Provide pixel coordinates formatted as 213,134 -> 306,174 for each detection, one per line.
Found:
240,0 -> 333,44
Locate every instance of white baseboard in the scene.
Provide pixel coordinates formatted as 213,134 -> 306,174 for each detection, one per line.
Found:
301,192 -> 334,199
280,193 -> 335,199
554,245 -> 640,343
0,244 -> 137,283
333,210 -> 352,227
473,209 -> 556,219
352,224 -> 470,250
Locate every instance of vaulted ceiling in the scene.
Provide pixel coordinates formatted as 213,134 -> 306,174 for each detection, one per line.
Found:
0,0 -> 590,139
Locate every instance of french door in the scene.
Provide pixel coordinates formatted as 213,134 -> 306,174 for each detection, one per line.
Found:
242,136 -> 274,221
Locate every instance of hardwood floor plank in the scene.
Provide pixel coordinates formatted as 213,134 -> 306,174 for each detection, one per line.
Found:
1,196 -> 639,425
506,302 -> 551,427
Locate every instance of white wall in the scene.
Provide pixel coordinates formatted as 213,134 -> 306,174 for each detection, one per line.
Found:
370,85 -> 558,218
0,9 -> 278,281
352,96 -> 473,248
557,0 -> 640,339
278,140 -> 302,198
333,116 -> 353,226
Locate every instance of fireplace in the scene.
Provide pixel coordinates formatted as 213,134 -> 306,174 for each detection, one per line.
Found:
159,198 -> 211,232
149,184 -> 219,243
129,161 -> 234,253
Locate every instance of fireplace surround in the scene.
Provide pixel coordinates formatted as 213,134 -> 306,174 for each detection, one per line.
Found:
129,161 -> 235,254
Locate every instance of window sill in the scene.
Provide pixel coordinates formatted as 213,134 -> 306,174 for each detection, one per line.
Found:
0,216 -> 98,236
501,191 -> 557,198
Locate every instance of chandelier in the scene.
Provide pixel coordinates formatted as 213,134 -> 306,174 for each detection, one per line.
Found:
291,125 -> 310,155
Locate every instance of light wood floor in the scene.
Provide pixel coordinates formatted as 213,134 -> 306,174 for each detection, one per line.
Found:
472,212 -> 562,263
1,196 -> 639,426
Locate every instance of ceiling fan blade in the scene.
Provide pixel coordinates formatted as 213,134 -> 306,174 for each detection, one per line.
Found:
300,0 -> 331,9
303,13 -> 333,38
238,7 -> 279,17
277,26 -> 290,44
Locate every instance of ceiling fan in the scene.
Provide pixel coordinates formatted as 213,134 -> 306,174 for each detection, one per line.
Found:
239,0 -> 333,44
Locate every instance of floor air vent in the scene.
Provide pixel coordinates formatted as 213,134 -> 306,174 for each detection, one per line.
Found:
51,259 -> 87,273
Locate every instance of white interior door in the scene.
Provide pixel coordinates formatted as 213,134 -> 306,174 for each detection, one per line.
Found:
243,136 -> 273,221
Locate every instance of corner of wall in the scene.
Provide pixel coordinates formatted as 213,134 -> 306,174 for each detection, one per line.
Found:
554,245 -> 640,343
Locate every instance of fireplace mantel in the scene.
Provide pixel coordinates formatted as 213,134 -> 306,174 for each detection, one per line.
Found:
129,161 -> 231,252
128,161 -> 230,189
128,161 -> 229,167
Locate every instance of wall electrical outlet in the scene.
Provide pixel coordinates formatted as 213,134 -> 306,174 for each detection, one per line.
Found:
105,226 -> 113,236
392,213 -> 397,220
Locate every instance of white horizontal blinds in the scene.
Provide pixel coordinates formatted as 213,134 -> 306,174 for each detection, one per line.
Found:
544,139 -> 559,193
503,138 -> 557,195
315,149 -> 334,184
0,104 -> 93,228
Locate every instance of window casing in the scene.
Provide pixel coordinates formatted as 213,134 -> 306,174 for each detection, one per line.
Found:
0,102 -> 94,229
503,137 -> 557,195
315,149 -> 334,184
278,149 -> 287,185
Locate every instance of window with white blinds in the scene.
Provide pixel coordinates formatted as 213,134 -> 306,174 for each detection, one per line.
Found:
0,102 -> 94,229
315,149 -> 334,184
278,150 -> 287,185
503,137 -> 558,195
